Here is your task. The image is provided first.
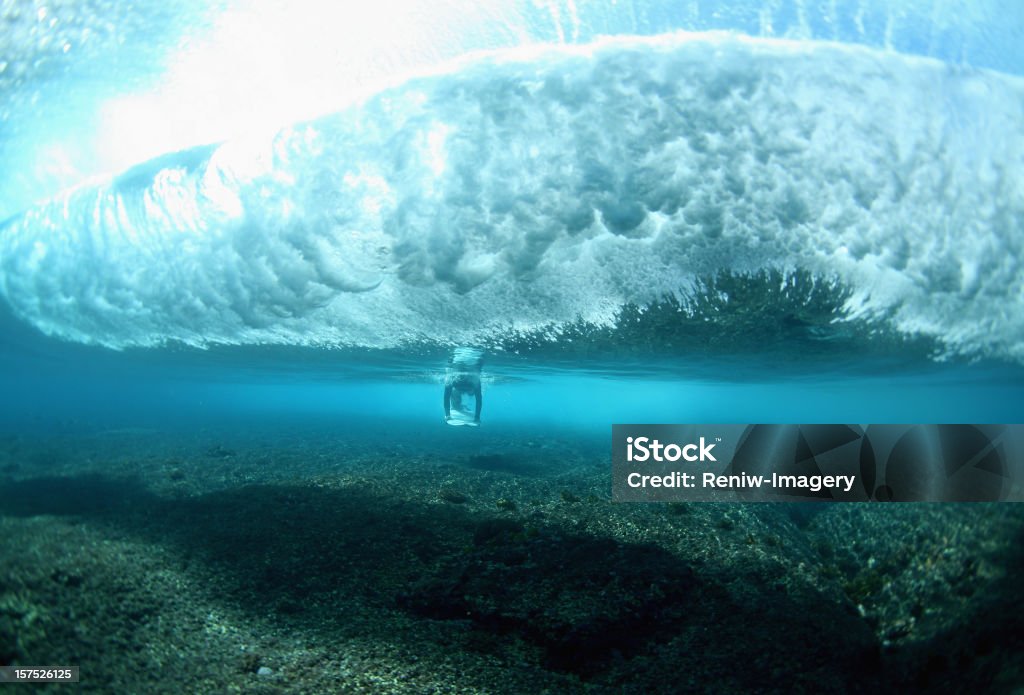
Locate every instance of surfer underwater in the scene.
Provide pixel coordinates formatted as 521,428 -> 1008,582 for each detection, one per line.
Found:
444,348 -> 484,426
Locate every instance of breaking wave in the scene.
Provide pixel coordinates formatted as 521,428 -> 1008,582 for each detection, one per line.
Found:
1,33 -> 1022,362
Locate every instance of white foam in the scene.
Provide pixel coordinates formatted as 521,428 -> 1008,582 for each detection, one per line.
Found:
1,33 -> 1022,361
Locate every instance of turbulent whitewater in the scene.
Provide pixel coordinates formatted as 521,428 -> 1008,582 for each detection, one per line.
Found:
1,32 -> 1022,360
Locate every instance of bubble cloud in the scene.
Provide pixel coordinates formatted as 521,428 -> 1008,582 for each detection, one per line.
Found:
1,33 -> 1022,361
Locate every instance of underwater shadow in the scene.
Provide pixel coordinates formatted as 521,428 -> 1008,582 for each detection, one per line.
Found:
882,516 -> 1024,692
0,473 -> 887,693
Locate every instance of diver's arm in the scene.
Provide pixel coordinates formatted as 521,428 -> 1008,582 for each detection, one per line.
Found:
443,384 -> 452,419
473,384 -> 482,422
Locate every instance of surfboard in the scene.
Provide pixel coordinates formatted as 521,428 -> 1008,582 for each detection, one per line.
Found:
447,416 -> 478,427
446,395 -> 479,426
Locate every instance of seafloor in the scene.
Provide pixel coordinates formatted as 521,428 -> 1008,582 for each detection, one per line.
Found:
1,418 -> 1022,693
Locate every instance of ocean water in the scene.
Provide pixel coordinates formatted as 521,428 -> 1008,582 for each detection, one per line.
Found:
2,1 -> 1024,692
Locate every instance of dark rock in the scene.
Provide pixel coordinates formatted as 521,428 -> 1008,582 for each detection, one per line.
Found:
438,488 -> 469,504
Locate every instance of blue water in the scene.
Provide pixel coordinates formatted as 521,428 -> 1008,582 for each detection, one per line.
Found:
3,306 -> 1023,435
